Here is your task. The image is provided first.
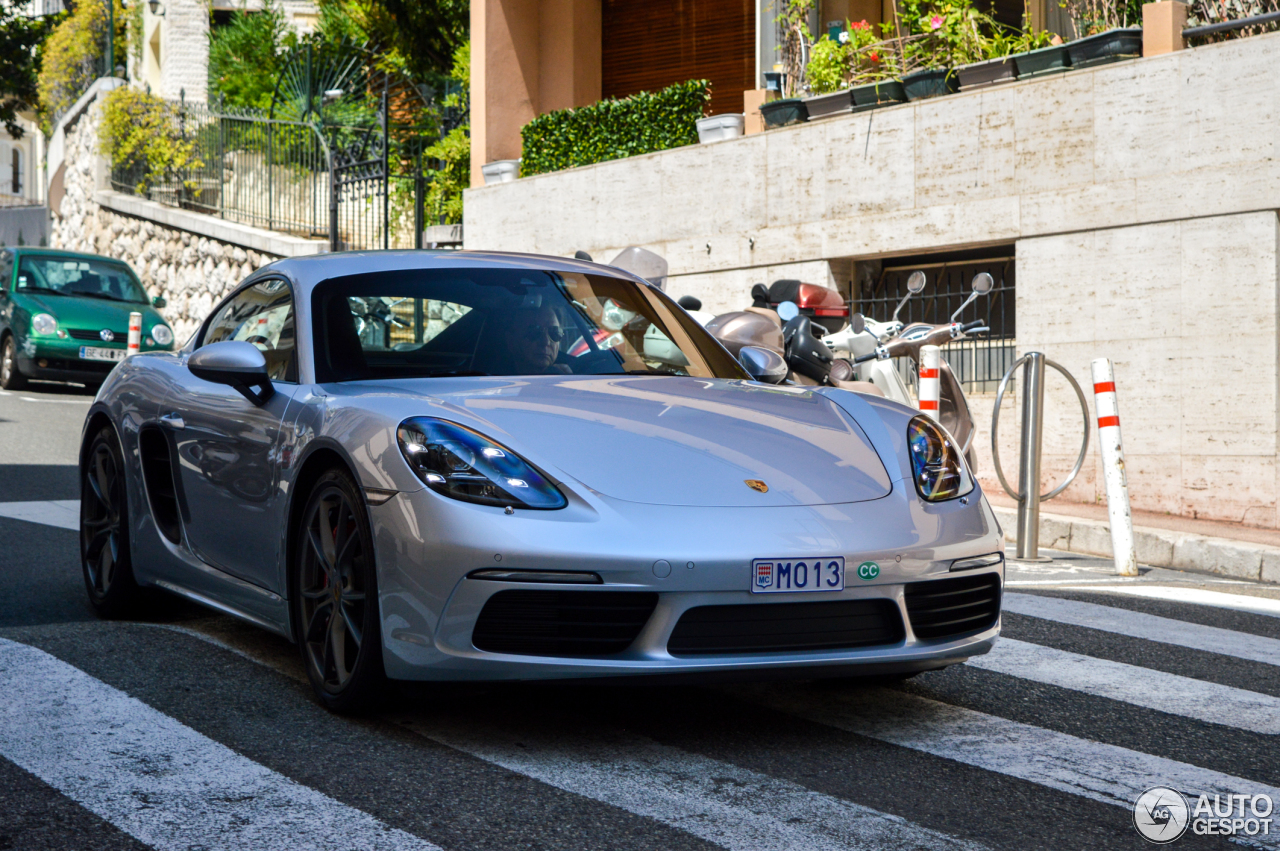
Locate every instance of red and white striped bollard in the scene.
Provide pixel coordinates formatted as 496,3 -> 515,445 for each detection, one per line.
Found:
918,345 -> 940,421
1091,358 -> 1137,576
127,312 -> 142,356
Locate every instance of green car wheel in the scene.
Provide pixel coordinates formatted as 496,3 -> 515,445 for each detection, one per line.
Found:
0,334 -> 27,390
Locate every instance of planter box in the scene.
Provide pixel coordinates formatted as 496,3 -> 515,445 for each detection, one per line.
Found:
850,80 -> 907,112
1067,27 -> 1143,69
902,68 -> 958,101
1012,44 -> 1071,78
481,159 -> 520,185
802,89 -> 853,120
696,113 -> 745,143
759,98 -> 809,128
956,56 -> 1018,91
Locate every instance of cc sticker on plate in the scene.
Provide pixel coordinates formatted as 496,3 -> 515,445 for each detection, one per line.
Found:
857,561 -> 880,581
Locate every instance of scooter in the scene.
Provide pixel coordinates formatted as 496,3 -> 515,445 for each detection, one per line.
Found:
826,272 -> 993,468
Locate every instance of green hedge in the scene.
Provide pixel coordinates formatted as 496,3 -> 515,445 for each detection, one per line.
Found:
520,79 -> 710,177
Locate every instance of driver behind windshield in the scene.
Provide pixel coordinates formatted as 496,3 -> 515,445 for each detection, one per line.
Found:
501,306 -> 571,375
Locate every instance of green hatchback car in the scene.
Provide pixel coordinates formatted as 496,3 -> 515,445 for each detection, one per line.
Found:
0,248 -> 176,390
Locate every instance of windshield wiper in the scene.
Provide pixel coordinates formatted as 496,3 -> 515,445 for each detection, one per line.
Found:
19,286 -> 65,296
423,369 -> 491,378
623,368 -> 676,376
76,292 -> 138,303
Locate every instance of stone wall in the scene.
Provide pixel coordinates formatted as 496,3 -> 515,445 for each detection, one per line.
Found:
49,93 -> 287,344
464,31 -> 1280,527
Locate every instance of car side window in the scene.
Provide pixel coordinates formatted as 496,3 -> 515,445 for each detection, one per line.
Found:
202,279 -> 298,383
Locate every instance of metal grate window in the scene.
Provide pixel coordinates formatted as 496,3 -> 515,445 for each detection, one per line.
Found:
856,254 -> 1015,394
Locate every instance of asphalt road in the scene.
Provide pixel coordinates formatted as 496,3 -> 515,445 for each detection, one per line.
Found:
2,380 -> 1280,850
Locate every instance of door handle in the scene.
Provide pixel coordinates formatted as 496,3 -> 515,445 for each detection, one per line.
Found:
160,413 -> 185,430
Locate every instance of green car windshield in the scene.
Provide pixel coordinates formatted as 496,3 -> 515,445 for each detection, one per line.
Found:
15,256 -> 149,304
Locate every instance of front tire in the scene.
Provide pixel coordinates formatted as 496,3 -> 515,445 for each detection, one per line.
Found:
81,425 -> 142,617
293,469 -> 386,713
0,334 -> 27,390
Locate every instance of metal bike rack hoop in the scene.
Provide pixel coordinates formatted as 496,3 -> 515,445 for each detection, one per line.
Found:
990,354 -> 1091,503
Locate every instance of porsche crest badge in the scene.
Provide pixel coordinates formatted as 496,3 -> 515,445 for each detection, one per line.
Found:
745,479 -> 769,493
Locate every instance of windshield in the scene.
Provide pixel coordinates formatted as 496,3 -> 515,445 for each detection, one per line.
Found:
311,268 -> 747,382
15,255 -> 150,303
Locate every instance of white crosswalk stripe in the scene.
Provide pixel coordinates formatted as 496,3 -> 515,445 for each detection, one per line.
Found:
0,638 -> 439,851
1004,591 -> 1280,666
1064,585 -> 1280,618
969,636 -> 1280,733
744,683 -> 1280,848
402,717 -> 992,851
0,499 -> 80,530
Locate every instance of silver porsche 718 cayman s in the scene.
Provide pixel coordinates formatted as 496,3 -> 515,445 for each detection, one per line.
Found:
79,251 -> 1003,712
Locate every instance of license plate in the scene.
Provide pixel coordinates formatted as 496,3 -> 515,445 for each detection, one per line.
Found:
79,346 -> 125,362
752,557 -> 845,594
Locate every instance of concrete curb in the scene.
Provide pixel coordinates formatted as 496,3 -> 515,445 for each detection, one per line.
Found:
991,505 -> 1280,585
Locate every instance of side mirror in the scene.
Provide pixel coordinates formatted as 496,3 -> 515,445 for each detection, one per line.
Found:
677,294 -> 703,311
950,272 -> 995,322
152,295 -> 167,309
739,345 -> 788,384
777,301 -> 800,321
849,313 -> 866,335
188,341 -> 275,405
893,271 -> 927,321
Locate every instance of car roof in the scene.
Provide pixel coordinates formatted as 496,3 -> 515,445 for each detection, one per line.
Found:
7,247 -> 137,266
261,250 -> 649,295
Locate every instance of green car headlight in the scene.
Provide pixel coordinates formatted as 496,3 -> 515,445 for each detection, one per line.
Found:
151,324 -> 174,346
907,415 -> 973,502
31,313 -> 57,336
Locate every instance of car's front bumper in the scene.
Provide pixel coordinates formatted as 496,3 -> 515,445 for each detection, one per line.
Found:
19,337 -> 172,384
372,477 -> 1005,682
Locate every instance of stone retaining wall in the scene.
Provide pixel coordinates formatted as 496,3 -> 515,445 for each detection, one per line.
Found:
49,93 -> 284,344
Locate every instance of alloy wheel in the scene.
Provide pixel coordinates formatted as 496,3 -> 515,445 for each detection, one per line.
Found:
81,440 -> 123,597
299,485 -> 369,692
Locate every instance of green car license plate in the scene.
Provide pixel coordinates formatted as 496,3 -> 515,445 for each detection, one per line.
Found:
79,346 -> 125,362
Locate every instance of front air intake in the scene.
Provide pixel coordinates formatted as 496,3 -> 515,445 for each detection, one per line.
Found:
904,573 -> 1001,640
471,590 -> 658,657
667,598 -> 905,656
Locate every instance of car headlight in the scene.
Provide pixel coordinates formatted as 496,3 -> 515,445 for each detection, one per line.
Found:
151,324 -> 174,346
31,313 -> 57,336
907,415 -> 973,502
396,418 -> 567,510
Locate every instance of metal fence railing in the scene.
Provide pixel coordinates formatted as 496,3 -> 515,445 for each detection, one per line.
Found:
856,256 -> 1016,394
109,93 -> 466,252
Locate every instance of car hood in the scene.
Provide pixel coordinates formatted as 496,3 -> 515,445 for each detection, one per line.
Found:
17,292 -> 161,331
368,376 -> 894,507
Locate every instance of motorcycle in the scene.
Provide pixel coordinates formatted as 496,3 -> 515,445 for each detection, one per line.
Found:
824,271 -> 993,468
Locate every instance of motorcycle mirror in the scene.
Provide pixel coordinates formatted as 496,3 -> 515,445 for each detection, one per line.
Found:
777,301 -> 800,322
892,272 -> 926,322
849,313 -> 866,335
677,295 -> 703,311
573,250 -> 593,261
948,272 -> 995,322
738,346 -> 788,384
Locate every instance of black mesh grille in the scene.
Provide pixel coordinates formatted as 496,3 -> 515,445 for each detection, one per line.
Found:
68,328 -> 126,341
905,573 -> 1001,640
472,590 -> 658,657
667,598 -> 905,656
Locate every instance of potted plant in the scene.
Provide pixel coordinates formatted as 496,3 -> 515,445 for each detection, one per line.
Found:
1059,0 -> 1143,68
802,33 -> 855,119
957,18 -> 1057,89
851,79 -> 907,110
1066,27 -> 1143,68
696,113 -> 746,142
1012,42 -> 1072,77
764,0 -> 816,127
